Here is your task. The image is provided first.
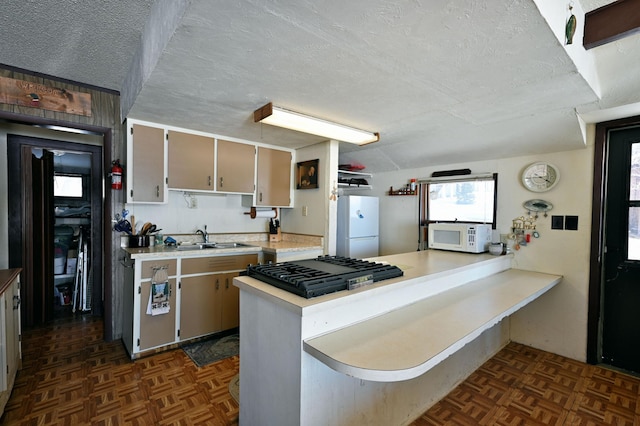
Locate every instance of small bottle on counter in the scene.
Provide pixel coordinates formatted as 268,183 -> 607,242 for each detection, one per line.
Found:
410,178 -> 416,192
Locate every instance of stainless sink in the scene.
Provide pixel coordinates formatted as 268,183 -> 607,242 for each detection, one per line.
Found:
175,242 -> 254,251
213,242 -> 254,249
175,244 -> 206,251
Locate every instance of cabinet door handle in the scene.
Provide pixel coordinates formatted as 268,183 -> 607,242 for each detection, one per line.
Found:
225,278 -> 229,289
156,185 -> 160,198
216,278 -> 220,290
220,177 -> 224,188
259,192 -> 263,202
13,295 -> 20,310
208,176 -> 212,187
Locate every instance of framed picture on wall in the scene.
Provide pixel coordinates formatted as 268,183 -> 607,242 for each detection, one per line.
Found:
297,159 -> 319,189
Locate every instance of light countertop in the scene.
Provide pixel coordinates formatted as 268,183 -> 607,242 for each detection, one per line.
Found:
234,250 -> 514,314
0,268 -> 21,295
235,249 -> 561,382
303,268 -> 561,381
123,240 -> 322,260
259,240 -> 323,253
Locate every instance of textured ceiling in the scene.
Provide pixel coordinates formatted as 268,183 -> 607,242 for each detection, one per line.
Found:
580,0 -> 617,11
1,0 -> 636,173
0,0 -> 154,91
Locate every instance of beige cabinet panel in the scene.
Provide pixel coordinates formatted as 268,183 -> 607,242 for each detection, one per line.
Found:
221,272 -> 240,330
168,131 -> 215,190
125,254 -> 257,357
216,139 -> 255,193
256,147 -> 292,206
180,254 -> 256,338
140,259 -> 177,279
130,124 -> 165,202
139,278 -> 177,350
1,271 -> 21,418
180,275 -> 223,339
6,278 -> 20,385
182,254 -> 257,275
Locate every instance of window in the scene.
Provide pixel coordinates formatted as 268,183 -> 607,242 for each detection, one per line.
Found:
420,173 -> 498,227
628,144 -> 640,260
54,173 -> 85,199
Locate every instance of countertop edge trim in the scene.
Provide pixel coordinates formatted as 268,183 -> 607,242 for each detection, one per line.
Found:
0,268 -> 21,295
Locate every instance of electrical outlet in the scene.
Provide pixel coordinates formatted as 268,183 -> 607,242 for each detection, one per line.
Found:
302,205 -> 308,216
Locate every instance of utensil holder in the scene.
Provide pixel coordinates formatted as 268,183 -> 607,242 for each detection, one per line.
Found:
269,229 -> 282,242
129,235 -> 150,248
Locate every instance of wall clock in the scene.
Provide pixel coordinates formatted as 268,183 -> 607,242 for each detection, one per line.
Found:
521,162 -> 560,192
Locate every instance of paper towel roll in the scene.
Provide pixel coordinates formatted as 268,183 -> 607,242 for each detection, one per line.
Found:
254,209 -> 277,218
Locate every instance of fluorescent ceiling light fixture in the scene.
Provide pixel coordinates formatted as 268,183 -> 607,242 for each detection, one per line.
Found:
254,103 -> 379,145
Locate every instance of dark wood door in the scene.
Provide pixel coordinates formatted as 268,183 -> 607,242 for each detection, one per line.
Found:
31,149 -> 55,323
602,125 -> 640,373
8,135 -> 103,327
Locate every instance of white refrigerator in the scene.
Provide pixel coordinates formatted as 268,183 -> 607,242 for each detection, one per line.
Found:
336,195 -> 379,258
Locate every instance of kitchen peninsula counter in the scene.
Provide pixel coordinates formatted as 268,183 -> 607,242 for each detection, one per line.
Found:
235,250 -> 562,426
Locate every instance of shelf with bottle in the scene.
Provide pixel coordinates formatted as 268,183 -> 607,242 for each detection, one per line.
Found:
388,186 -> 417,196
388,178 -> 417,196
338,170 -> 372,190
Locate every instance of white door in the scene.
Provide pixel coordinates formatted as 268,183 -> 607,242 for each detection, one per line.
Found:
347,236 -> 379,259
347,196 -> 379,238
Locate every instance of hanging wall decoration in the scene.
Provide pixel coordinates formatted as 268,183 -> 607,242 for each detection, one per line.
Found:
566,3 -> 577,45
0,76 -> 92,116
297,159 -> 319,189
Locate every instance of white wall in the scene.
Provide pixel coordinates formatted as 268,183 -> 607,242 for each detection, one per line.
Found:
281,140 -> 338,254
369,146 -> 594,362
123,192 -> 270,237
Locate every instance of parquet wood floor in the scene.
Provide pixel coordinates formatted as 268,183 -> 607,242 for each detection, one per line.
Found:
0,316 -> 239,425
411,342 -> 640,426
3,316 -> 640,425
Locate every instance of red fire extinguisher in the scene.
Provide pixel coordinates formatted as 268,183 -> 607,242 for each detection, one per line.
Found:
111,159 -> 123,190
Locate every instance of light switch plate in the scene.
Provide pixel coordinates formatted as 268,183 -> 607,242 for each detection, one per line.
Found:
565,215 -> 578,230
551,215 -> 564,230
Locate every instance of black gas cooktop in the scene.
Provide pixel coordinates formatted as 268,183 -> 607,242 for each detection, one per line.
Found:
243,255 -> 404,298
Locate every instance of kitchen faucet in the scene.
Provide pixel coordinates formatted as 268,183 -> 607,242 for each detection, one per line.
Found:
195,225 -> 209,243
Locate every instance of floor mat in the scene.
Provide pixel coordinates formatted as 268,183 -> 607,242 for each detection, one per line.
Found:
182,333 -> 239,368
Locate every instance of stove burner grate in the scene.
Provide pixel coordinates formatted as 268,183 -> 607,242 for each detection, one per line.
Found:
243,255 -> 404,298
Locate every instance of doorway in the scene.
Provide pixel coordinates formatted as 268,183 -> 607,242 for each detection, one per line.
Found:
601,125 -> 640,373
7,134 -> 103,327
589,116 -> 640,375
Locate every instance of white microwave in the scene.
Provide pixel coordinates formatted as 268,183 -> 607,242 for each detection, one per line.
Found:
428,223 -> 492,253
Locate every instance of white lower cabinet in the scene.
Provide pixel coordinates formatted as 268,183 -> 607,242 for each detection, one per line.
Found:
123,253 -> 257,359
0,269 -> 21,417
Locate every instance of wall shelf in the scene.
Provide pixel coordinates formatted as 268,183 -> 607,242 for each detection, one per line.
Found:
55,217 -> 90,225
388,186 -> 416,196
338,170 -> 372,190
